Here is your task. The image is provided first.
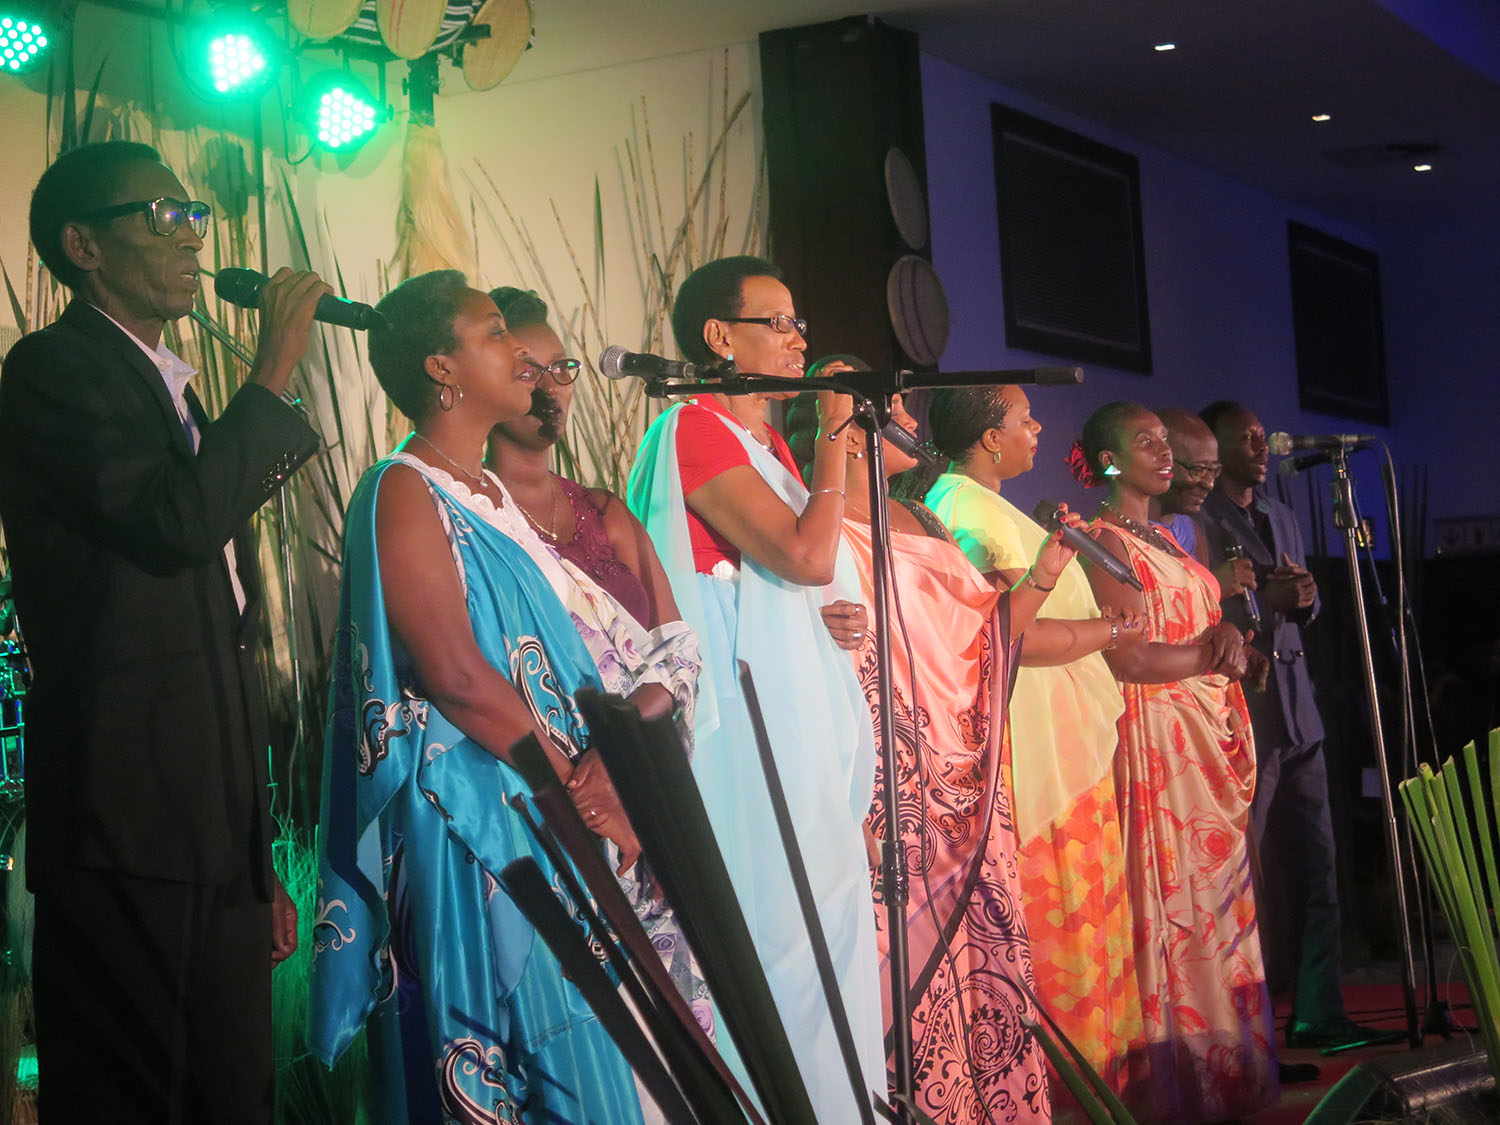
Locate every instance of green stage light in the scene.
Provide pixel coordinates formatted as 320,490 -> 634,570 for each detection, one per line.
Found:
207,31 -> 269,95
186,18 -> 280,101
0,13 -> 51,73
304,73 -> 384,152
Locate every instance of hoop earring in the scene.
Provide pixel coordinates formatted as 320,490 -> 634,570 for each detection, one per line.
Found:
991,448 -> 1003,466
438,383 -> 462,412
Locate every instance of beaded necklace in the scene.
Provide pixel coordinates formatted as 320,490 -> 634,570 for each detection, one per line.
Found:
1101,500 -> 1186,557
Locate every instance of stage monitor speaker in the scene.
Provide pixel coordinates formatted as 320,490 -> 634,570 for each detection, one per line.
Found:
760,16 -> 947,375
1307,1041 -> 1496,1123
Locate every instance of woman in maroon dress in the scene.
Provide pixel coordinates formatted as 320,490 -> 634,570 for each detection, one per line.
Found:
485,287 -> 679,629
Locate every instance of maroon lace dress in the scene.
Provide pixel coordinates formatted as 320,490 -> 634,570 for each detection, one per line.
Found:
552,476 -> 653,626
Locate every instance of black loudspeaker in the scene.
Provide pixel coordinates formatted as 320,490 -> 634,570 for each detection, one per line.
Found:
759,17 -> 949,374
1308,1042 -> 1497,1123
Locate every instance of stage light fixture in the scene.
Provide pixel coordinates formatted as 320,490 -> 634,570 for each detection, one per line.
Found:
208,31 -> 270,94
186,17 -> 280,100
303,72 -> 385,152
0,12 -> 51,73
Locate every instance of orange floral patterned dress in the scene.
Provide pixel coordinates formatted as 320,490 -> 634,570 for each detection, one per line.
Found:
1097,522 -> 1277,1122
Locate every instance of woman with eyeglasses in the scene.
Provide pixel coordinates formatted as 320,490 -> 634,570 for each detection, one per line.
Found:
1075,401 -> 1275,1123
626,256 -> 884,1120
486,287 -> 681,631
310,271 -> 701,1122
483,284 -> 718,1031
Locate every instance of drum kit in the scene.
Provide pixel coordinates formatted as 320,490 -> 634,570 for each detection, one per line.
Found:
0,571 -> 22,803
0,569 -> 26,986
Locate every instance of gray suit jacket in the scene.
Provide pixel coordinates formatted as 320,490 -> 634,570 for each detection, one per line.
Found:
1200,488 -> 1326,749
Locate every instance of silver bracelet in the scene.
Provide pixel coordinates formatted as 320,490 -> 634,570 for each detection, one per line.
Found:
1103,621 -> 1120,651
809,487 -> 845,498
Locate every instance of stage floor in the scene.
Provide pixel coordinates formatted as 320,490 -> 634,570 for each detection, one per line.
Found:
1247,966 -> 1480,1124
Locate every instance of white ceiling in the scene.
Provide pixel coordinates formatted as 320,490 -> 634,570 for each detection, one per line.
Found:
505,0 -> 1500,234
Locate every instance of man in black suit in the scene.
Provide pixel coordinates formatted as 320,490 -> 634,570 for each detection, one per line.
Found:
0,141 -> 330,1121
1199,400 -> 1400,1053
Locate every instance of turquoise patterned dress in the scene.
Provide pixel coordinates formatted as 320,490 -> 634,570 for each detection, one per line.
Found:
310,453 -> 702,1123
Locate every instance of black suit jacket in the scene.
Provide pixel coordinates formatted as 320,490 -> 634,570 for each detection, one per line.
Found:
0,301 -> 317,895
1200,487 -> 1326,750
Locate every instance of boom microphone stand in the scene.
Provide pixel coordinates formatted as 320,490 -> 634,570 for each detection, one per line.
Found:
638,360 -> 1081,1120
1328,444 -> 1421,1047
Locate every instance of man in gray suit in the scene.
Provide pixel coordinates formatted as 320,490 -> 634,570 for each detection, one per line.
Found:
1199,401 -> 1398,1051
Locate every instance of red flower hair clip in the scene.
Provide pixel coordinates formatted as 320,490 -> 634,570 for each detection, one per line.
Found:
1066,438 -> 1101,487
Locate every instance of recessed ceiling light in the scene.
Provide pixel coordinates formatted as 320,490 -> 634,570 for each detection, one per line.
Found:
1413,163 -> 1433,172
1153,43 -> 1176,52
1311,113 -> 1332,122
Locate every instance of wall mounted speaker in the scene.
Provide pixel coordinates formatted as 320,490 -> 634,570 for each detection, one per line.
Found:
760,16 -> 946,373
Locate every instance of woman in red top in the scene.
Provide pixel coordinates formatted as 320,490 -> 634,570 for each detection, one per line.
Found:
627,256 -> 885,1120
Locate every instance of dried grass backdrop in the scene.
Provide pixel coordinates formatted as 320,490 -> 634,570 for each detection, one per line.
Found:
1,31 -> 763,1119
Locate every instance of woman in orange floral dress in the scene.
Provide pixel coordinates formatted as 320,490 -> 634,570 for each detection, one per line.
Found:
1075,402 -> 1277,1122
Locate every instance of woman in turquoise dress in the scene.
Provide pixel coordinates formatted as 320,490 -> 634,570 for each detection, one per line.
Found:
627,256 -> 885,1121
309,271 -> 700,1122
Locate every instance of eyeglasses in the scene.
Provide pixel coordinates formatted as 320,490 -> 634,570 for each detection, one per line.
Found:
528,357 -> 581,385
83,197 -> 212,238
1174,458 -> 1222,482
722,314 -> 807,336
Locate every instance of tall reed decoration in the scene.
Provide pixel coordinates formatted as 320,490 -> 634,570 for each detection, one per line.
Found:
470,54 -> 763,494
1399,729 -> 1500,1082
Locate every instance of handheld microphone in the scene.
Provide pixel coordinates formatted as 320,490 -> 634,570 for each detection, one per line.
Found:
215,268 -> 384,331
1267,430 -> 1376,455
879,421 -> 939,469
1220,538 -> 1263,631
1039,503 -> 1145,591
597,345 -> 730,382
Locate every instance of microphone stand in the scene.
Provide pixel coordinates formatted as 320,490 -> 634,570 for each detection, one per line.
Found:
641,362 -> 1075,1122
1329,445 -> 1421,1047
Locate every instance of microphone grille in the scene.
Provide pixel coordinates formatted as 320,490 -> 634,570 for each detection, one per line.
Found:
1266,431 -> 1294,456
213,267 -> 265,307
597,345 -> 631,381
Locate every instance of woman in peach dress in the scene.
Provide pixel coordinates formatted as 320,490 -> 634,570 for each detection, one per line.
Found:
1077,401 -> 1276,1123
789,387 -> 1080,1124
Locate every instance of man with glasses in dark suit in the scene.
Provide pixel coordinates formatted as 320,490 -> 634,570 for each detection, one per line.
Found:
0,141 -> 329,1122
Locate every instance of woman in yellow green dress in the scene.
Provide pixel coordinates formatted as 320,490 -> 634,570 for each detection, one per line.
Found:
924,385 -> 1146,1108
